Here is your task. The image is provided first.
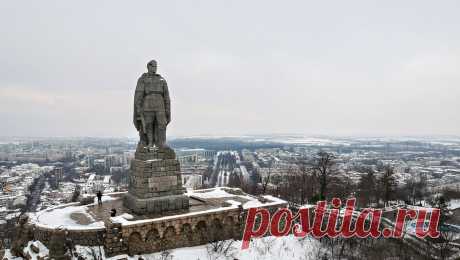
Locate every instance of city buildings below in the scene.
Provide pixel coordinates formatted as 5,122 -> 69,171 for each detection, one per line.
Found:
1,136 -> 460,256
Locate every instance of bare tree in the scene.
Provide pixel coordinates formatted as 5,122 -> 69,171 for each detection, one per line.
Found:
295,163 -> 312,205
312,152 -> 336,200
260,162 -> 273,195
357,170 -> 377,207
403,172 -> 429,206
379,165 -> 396,207
81,246 -> 103,260
328,174 -> 353,202
414,172 -> 428,204
206,240 -> 236,260
156,251 -> 174,260
428,193 -> 455,259
273,163 -> 314,205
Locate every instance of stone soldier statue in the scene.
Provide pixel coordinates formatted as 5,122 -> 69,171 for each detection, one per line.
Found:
125,59 -> 188,215
133,60 -> 171,147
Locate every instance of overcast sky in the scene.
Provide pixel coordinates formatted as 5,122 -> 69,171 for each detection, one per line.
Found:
0,1 -> 459,138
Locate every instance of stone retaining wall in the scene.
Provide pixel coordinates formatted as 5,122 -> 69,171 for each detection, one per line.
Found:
30,226 -> 106,247
106,203 -> 286,256
24,196 -> 287,257
105,207 -> 244,256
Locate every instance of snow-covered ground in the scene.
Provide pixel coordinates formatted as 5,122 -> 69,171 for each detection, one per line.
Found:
29,194 -> 118,229
31,204 -> 104,229
79,235 -> 321,260
4,235 -> 322,260
186,187 -> 235,199
29,188 -> 286,229
449,199 -> 460,210
3,241 -> 49,260
187,187 -> 286,209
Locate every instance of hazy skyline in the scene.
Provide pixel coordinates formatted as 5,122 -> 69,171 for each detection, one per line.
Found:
1,1 -> 459,138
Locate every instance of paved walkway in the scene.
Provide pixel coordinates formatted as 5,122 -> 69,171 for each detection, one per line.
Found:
85,193 -> 251,223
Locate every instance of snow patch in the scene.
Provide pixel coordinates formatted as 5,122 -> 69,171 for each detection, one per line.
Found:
111,213 -> 134,224
72,235 -> 321,260
225,199 -> 242,206
32,205 -> 104,229
23,240 -> 49,260
186,187 -> 235,199
449,199 -> 460,210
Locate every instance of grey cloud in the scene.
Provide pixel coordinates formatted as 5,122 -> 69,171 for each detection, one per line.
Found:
0,0 -> 459,137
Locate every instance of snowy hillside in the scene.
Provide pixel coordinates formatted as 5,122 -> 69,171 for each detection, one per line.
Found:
4,235 -> 322,260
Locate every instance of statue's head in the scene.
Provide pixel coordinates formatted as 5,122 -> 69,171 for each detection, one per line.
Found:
147,60 -> 157,74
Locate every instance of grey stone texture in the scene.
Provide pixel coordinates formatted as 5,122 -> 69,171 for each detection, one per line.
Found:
133,60 -> 171,148
20,202 -> 286,257
47,229 -> 71,260
124,146 -> 189,214
11,215 -> 33,257
126,60 -> 189,214
104,208 -> 244,257
104,221 -> 127,256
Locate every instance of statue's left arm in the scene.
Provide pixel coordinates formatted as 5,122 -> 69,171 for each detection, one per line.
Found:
163,79 -> 171,124
134,76 -> 145,130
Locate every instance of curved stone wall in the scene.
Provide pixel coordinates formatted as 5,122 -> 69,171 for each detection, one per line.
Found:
104,207 -> 244,256
30,225 -> 106,247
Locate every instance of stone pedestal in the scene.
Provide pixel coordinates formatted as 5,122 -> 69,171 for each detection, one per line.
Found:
124,145 -> 189,214
104,220 -> 127,257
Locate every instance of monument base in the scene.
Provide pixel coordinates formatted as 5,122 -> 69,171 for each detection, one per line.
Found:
124,193 -> 189,214
124,145 -> 190,214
